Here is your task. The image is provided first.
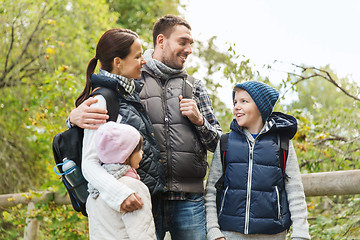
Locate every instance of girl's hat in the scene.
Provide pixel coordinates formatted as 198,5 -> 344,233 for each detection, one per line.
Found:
233,81 -> 279,123
95,122 -> 141,164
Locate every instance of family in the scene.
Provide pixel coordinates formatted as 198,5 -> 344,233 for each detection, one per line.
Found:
66,14 -> 311,240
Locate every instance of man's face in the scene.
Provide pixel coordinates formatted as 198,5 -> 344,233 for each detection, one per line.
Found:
160,25 -> 193,69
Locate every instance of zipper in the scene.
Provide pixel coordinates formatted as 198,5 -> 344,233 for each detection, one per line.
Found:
218,186 -> 229,217
162,82 -> 172,187
244,140 -> 254,234
275,186 -> 281,220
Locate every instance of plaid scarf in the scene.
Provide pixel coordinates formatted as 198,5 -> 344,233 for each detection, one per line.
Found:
143,49 -> 184,81
99,69 -> 135,95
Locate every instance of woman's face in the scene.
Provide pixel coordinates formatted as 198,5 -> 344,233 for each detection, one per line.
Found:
113,38 -> 146,79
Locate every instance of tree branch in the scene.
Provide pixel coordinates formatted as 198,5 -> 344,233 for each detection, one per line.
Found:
314,136 -> 348,145
4,10 -> 20,74
288,63 -> 360,102
0,2 -> 56,87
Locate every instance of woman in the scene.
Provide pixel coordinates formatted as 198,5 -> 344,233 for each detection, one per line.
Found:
77,28 -> 166,239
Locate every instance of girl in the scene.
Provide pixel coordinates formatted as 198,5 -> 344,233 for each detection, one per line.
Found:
86,122 -> 156,239
77,28 -> 166,239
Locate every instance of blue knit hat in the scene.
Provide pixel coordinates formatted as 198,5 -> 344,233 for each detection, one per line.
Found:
233,81 -> 279,123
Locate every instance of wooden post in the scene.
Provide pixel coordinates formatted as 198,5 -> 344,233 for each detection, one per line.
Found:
0,191 -> 70,240
23,202 -> 39,240
301,170 -> 360,196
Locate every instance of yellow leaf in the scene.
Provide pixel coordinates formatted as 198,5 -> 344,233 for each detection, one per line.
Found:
47,19 -> 56,25
21,193 -> 32,200
46,48 -> 55,55
3,211 -> 12,221
57,41 -> 65,47
7,197 -> 15,202
59,65 -> 69,72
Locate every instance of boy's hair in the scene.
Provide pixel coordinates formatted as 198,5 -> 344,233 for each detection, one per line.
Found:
233,81 -> 279,123
152,14 -> 191,47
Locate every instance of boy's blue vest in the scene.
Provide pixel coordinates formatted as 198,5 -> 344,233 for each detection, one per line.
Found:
218,112 -> 296,235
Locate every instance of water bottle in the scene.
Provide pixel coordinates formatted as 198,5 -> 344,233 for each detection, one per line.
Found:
61,158 -> 89,203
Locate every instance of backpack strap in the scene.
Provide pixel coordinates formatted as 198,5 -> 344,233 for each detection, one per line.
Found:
220,133 -> 229,173
279,134 -> 290,174
183,75 -> 195,99
90,87 -> 119,122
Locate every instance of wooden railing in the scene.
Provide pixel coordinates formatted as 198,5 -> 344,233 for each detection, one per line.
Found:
1,170 -> 360,240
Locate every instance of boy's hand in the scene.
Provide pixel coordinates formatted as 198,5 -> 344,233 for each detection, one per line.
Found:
69,97 -> 108,129
120,193 -> 144,212
179,95 -> 204,126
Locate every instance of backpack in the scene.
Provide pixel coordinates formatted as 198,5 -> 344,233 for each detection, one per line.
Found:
215,133 -> 289,211
52,87 -> 119,216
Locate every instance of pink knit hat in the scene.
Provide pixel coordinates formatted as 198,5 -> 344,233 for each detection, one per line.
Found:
95,122 -> 141,164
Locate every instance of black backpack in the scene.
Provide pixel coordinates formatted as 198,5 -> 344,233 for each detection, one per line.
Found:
52,87 -> 119,216
215,133 -> 289,212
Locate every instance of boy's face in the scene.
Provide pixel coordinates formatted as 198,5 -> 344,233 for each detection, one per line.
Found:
233,89 -> 263,134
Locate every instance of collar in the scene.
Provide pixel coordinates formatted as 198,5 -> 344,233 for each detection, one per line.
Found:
99,69 -> 135,95
143,49 -> 185,81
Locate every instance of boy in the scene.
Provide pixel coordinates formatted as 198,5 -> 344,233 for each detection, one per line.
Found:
205,81 -> 310,240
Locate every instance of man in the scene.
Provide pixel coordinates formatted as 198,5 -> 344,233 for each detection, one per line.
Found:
68,15 -> 221,240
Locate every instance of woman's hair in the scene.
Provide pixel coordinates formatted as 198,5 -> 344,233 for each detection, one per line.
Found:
152,14 -> 191,48
75,28 -> 139,107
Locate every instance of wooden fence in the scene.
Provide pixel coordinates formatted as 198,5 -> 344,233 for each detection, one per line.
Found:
1,170 -> 360,240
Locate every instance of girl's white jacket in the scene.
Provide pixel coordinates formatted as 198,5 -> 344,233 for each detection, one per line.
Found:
86,175 -> 156,240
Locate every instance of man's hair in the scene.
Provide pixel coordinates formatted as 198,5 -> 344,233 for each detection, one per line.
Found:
152,14 -> 191,47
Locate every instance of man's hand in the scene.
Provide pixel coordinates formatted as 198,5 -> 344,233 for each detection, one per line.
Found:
69,97 -> 108,129
179,95 -> 204,126
120,193 -> 144,212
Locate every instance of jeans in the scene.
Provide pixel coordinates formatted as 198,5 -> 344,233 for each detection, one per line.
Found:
154,193 -> 206,240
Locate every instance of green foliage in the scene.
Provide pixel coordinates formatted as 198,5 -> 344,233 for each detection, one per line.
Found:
0,0 -> 118,88
1,201 -> 88,239
285,67 -> 360,173
281,66 -> 360,239
0,0 -> 117,194
306,195 -> 360,239
107,0 -> 181,44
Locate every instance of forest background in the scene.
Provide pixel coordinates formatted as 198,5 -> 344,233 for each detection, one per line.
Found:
0,0 -> 359,239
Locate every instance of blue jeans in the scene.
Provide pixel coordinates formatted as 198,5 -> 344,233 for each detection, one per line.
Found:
154,193 -> 206,240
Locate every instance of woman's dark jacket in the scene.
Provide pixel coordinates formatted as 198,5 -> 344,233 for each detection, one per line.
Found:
91,74 -> 166,196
